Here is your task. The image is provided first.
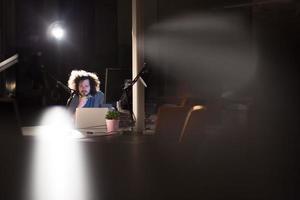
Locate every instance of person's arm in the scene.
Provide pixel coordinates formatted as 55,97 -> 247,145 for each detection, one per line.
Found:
94,91 -> 105,107
100,92 -> 105,106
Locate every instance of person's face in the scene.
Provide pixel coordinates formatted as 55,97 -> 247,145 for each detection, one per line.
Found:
78,79 -> 91,96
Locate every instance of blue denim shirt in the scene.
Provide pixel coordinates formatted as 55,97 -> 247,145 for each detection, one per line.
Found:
67,91 -> 105,113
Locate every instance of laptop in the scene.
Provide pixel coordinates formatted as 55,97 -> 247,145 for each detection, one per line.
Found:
75,107 -> 109,136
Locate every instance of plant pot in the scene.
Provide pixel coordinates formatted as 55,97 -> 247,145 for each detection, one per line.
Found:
106,119 -> 120,133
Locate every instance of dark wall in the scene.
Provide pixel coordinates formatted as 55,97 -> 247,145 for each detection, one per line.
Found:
143,0 -> 253,101
117,0 -> 132,67
0,0 -> 16,60
143,0 -> 299,110
0,0 -> 17,97
252,2 -> 300,124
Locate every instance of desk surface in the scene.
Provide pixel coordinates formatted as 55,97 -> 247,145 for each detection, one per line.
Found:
0,126 -> 295,200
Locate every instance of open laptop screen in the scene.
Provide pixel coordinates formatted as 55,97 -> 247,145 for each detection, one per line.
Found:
75,108 -> 108,129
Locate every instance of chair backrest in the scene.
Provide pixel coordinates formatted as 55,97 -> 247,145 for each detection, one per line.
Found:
155,102 -> 224,142
179,107 -> 207,142
155,105 -> 190,138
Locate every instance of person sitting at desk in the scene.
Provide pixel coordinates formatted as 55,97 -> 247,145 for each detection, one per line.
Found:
67,70 -> 105,113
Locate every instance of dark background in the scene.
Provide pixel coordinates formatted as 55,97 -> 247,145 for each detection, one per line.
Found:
0,0 -> 299,136
1,0 -> 299,108
1,0 -> 132,106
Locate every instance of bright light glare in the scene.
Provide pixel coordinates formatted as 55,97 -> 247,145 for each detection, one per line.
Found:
48,22 -> 65,40
29,140 -> 91,200
36,106 -> 82,139
51,26 -> 64,40
27,106 -> 91,200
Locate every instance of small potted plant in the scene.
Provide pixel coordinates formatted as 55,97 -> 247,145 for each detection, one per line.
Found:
105,110 -> 120,133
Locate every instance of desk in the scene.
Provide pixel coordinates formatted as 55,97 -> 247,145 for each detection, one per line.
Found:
0,125 -> 295,200
21,125 -> 122,138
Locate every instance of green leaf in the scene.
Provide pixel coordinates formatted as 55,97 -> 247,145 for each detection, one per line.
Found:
105,110 -> 120,120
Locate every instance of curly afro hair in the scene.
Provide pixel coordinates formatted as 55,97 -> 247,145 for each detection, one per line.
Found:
68,70 -> 100,96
